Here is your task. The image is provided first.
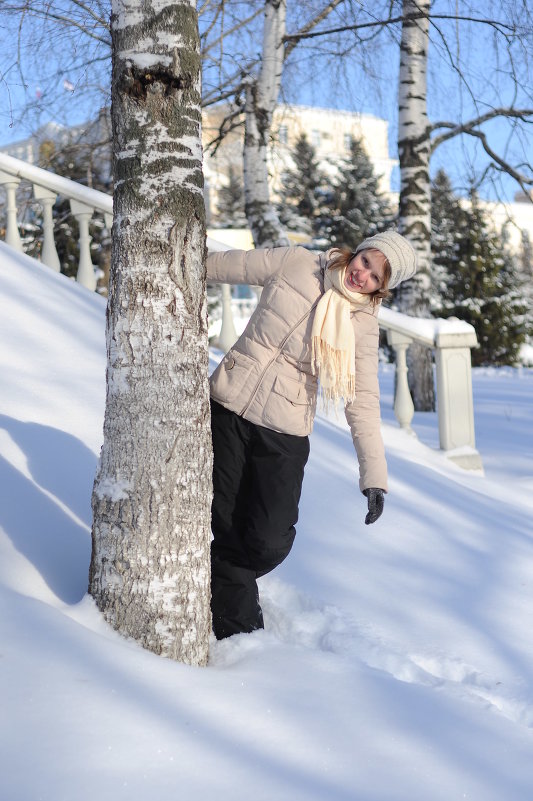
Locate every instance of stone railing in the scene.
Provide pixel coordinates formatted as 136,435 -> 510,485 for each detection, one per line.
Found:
0,152 -> 482,470
0,151 -> 112,291
378,307 -> 482,470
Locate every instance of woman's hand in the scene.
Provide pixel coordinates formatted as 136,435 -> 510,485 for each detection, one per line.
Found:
363,488 -> 385,525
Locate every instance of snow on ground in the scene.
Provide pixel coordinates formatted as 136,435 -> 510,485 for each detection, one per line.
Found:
1,241 -> 533,801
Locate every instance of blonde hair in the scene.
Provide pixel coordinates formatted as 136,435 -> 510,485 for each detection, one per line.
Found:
327,247 -> 391,306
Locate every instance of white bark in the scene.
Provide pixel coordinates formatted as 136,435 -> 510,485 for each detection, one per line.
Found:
397,0 -> 435,411
243,0 -> 289,248
90,0 -> 212,667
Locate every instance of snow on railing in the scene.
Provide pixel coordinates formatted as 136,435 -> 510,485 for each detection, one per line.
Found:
0,152 -> 112,290
0,152 -> 224,290
0,152 -> 482,470
378,307 -> 481,470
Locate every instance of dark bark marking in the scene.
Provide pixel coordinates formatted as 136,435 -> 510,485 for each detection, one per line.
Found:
120,63 -> 193,101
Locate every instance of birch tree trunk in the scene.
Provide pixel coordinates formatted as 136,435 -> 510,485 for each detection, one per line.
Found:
243,0 -> 289,248
89,0 -> 212,666
396,0 -> 435,411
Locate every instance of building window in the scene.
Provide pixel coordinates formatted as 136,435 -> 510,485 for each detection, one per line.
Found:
344,133 -> 352,150
311,129 -> 321,148
278,125 -> 288,145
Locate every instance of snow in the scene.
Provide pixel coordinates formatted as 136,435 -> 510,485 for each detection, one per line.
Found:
1,241 -> 533,801
379,305 -> 477,346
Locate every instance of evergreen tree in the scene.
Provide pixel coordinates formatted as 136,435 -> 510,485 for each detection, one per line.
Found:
432,178 -> 528,366
318,137 -> 393,250
519,229 -> 533,345
276,133 -> 327,237
215,166 -> 247,228
430,169 -> 469,310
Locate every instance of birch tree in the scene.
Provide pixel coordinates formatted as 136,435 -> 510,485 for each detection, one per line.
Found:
243,0 -> 289,248
241,0 -> 344,248
395,0 -> 435,410
394,0 -> 533,409
89,0 -> 212,667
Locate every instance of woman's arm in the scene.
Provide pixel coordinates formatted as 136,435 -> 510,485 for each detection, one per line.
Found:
344,313 -> 388,493
207,246 -> 297,287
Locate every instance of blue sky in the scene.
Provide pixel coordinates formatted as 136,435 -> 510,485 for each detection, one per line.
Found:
1,1 -> 530,203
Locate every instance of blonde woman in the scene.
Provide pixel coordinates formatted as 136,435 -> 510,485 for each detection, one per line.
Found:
207,231 -> 417,639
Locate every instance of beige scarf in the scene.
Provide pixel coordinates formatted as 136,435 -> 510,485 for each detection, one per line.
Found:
311,266 -> 372,406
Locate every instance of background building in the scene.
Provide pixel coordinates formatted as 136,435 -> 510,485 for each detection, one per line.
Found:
202,103 -> 398,222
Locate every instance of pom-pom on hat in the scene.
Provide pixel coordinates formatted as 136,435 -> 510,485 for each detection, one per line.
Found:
355,230 -> 417,288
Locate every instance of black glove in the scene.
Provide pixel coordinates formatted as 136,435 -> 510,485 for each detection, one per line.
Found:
363,488 -> 385,525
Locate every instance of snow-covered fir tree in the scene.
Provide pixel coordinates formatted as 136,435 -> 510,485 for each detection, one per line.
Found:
519,229 -> 533,346
214,166 -> 247,228
317,137 -> 393,250
276,133 -> 327,237
432,179 -> 528,366
430,169 -> 467,308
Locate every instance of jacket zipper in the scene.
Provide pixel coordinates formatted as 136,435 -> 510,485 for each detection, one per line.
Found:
239,298 -> 321,418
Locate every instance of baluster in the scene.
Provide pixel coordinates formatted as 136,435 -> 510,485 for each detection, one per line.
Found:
218,283 -> 238,352
387,331 -> 415,432
434,327 -> 483,470
33,184 -> 60,271
70,199 -> 96,290
0,171 -> 23,251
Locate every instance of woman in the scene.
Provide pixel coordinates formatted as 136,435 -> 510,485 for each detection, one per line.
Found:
207,230 -> 417,639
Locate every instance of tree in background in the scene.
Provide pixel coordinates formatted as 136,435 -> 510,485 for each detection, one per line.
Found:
240,0 -> 344,247
90,0 -> 211,667
430,169 -> 467,307
276,132 -> 327,238
394,0 -> 533,405
318,137 -> 393,250
519,229 -> 533,351
432,175 -> 528,366
214,166 -> 247,228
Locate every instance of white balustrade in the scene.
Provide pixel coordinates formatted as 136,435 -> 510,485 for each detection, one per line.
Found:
0,152 -> 111,289
387,330 -> 415,433
379,308 -> 482,470
434,325 -> 482,470
0,171 -> 23,251
70,199 -> 97,290
33,184 -> 60,271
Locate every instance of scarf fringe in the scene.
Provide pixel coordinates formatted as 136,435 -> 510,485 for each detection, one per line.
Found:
312,336 -> 356,409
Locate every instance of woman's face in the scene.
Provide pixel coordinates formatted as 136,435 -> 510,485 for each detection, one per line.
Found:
344,249 -> 386,294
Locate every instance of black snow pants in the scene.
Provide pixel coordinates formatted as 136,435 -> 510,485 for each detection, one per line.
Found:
210,399 -> 310,640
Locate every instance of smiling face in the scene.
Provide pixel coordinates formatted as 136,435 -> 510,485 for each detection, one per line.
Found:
344,248 -> 387,294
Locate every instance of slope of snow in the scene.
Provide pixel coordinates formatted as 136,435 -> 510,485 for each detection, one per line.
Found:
1,242 -> 533,801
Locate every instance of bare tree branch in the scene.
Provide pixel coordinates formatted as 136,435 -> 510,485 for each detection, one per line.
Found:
284,0 -> 345,59
282,12 -> 517,44
204,109 -> 245,156
430,109 -> 533,149
2,0 -> 111,47
442,126 -> 533,192
67,0 -> 110,30
3,4 -> 111,45
201,7 -> 264,56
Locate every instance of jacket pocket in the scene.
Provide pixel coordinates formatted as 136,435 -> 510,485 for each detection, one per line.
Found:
210,350 -> 257,405
263,374 -> 317,435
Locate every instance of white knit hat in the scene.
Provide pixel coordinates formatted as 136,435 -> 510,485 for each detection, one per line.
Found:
355,230 -> 417,288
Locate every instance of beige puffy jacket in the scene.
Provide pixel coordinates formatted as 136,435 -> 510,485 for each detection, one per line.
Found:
208,246 -> 388,492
